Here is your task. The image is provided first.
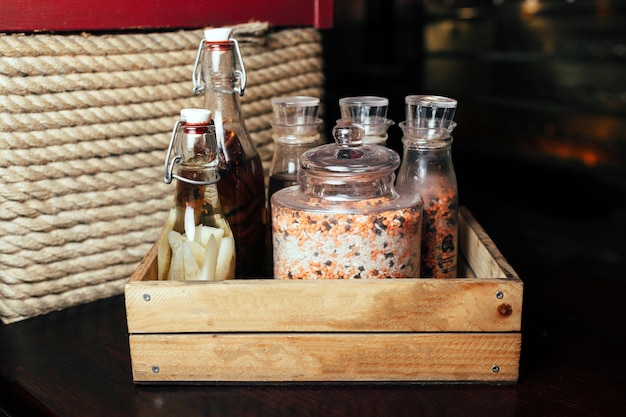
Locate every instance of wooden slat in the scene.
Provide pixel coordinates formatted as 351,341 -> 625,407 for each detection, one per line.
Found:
0,0 -> 334,32
126,276 -> 522,333
459,207 -> 519,279
129,333 -> 521,383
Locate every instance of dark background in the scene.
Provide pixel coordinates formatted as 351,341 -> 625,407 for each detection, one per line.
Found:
321,0 -> 626,284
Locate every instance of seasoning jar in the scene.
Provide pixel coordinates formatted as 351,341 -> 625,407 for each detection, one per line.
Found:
159,108 -> 236,281
338,96 -> 394,146
192,27 -> 266,278
271,122 -> 423,279
396,95 -> 458,278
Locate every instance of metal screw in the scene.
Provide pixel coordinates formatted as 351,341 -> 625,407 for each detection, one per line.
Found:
496,291 -> 504,299
143,294 -> 151,302
152,366 -> 160,373
492,365 -> 500,373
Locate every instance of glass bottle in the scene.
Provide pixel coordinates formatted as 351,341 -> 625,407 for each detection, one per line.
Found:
396,95 -> 458,278
192,28 -> 266,278
268,96 -> 323,200
159,108 -> 235,281
266,96 -> 323,276
338,96 -> 394,146
271,122 -> 423,280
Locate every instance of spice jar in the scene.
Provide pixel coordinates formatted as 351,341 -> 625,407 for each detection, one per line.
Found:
192,28 -> 266,278
158,108 -> 236,281
271,122 -> 423,279
338,96 -> 394,146
396,95 -> 458,278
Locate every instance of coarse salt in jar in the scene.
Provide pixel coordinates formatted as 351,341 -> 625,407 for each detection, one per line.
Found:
270,122 -> 423,279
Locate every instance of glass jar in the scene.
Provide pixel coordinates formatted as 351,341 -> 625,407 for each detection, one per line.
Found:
396,95 -> 458,278
192,28 -> 266,278
271,122 -> 423,280
159,108 -> 235,281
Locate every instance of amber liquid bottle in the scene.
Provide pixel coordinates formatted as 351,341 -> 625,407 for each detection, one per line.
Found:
159,108 -> 235,281
194,28 -> 267,278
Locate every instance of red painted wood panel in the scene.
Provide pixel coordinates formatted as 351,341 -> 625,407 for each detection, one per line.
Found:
0,0 -> 333,32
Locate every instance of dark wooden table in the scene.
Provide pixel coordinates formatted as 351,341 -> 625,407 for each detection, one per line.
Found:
1,270 -> 625,417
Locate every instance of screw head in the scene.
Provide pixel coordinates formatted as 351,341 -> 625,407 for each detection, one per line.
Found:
492,365 -> 500,373
143,294 -> 151,302
496,291 -> 504,299
152,366 -> 160,373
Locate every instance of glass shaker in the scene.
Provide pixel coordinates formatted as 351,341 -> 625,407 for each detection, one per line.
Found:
338,96 -> 394,146
192,28 -> 266,278
158,108 -> 236,281
271,122 -> 423,280
396,95 -> 458,278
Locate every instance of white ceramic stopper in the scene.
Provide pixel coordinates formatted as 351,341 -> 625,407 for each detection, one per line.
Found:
203,27 -> 233,42
180,108 -> 211,124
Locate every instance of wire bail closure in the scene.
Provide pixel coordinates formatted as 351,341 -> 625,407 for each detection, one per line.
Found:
192,37 -> 247,97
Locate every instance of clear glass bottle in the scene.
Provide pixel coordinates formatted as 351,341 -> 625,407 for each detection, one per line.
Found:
192,28 -> 266,278
268,96 -> 323,200
159,108 -> 235,281
338,96 -> 394,146
396,95 -> 458,278
271,122 -> 423,280
266,96 -> 323,276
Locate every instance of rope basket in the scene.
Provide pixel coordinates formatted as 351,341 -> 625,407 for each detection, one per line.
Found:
0,22 -> 324,324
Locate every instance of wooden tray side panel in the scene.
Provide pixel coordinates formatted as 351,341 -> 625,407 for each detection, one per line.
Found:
130,333 -> 520,383
128,242 -> 158,283
125,278 -> 523,333
459,207 -> 519,280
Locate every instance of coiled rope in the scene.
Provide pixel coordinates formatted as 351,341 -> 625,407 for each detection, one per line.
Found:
0,22 -> 324,324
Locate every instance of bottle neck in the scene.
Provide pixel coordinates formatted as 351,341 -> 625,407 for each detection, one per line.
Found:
202,43 -> 242,122
401,144 -> 453,159
201,42 -> 257,160
174,124 -> 219,184
401,135 -> 453,150
270,138 -> 320,178
399,121 -> 455,150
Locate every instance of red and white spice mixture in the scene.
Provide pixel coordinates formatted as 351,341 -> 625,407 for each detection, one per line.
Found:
272,195 -> 422,279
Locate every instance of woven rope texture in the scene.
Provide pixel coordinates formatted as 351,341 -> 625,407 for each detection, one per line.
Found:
0,22 -> 324,324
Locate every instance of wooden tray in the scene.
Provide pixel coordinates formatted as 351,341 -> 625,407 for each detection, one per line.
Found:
125,207 -> 522,383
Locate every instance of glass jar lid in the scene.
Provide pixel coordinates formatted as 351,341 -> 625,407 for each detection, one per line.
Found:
300,122 -> 400,179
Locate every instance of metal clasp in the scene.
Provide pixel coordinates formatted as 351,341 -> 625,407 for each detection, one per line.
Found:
164,120 -> 183,184
192,40 -> 206,96
192,37 -> 247,97
231,38 -> 247,96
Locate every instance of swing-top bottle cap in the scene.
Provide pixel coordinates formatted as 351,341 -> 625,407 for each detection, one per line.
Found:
180,108 -> 211,124
204,27 -> 233,42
